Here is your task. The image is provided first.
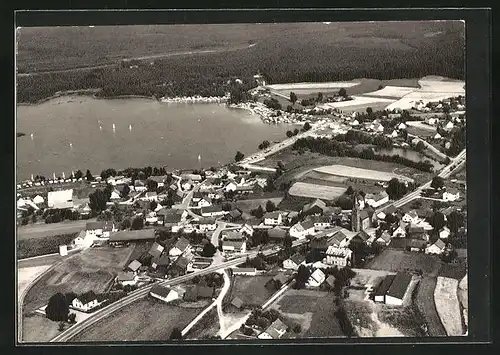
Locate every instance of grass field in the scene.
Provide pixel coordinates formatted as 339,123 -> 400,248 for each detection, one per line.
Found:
414,276 -> 447,336
22,313 -> 61,343
314,165 -> 412,182
377,304 -> 427,337
17,233 -> 77,259
71,297 -> 201,342
185,307 -> 220,339
365,249 -> 442,276
231,275 -> 275,307
302,170 -> 348,184
288,182 -> 347,200
22,246 -> 133,314
434,277 -> 463,336
271,289 -> 344,338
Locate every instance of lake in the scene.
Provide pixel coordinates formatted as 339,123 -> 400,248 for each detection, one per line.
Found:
374,147 -> 444,171
16,96 -> 292,181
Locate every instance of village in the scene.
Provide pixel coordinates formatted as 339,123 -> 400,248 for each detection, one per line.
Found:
17,72 -> 468,342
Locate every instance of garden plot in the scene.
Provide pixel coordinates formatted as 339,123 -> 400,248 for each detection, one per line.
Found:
361,86 -> 417,99
434,276 -> 464,336
288,182 -> 346,200
314,165 -> 412,182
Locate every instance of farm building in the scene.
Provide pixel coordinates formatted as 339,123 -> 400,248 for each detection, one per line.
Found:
71,291 -> 99,312
373,272 -> 412,306
109,229 -> 155,244
324,246 -> 352,267
201,205 -> 226,217
151,254 -> 170,270
263,211 -> 284,226
232,267 -> 257,276
309,215 -> 333,230
407,239 -> 427,252
289,220 -> 316,239
265,273 -> 290,291
425,239 -> 447,255
127,260 -> 142,273
365,191 -> 389,209
258,318 -> 288,340
47,189 -> 74,209
169,237 -> 191,258
283,253 -> 306,270
267,226 -> 287,241
150,285 -> 185,303
148,242 -> 165,259
116,271 -> 137,286
302,199 -> 328,216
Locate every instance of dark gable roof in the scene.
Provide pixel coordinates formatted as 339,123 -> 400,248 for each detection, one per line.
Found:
150,285 -> 172,298
174,237 -> 190,251
303,199 -> 327,213
409,226 -> 425,234
174,256 -> 190,269
386,272 -> 412,300
202,205 -> 223,213
433,239 -> 446,250
148,242 -> 164,258
301,219 -> 315,230
354,230 -> 370,242
264,211 -> 282,219
373,274 -> 396,296
289,253 -> 305,265
268,227 -> 287,239
359,210 -> 369,220
385,204 -> 397,215
229,209 -> 242,218
117,271 -> 135,282
77,290 -> 97,304
109,229 -> 155,241
330,230 -> 349,245
128,259 -> 142,272
154,253 -> 170,266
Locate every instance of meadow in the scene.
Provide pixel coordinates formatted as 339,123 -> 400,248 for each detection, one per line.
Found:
17,22 -> 464,103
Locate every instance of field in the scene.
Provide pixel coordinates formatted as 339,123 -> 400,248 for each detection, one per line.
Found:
22,313 -> 61,343
314,165 -> 412,182
17,232 -> 78,258
414,276 -> 447,336
270,289 -> 344,338
17,22 -> 464,103
365,249 -> 442,276
71,297 -> 201,342
288,182 -> 347,200
230,275 -> 275,307
361,85 -> 418,99
185,307 -> 220,339
434,277 -> 464,336
17,220 -> 89,241
302,170 -> 348,184
22,246 -> 133,314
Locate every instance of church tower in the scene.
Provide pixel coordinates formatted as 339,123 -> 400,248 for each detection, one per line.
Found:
351,194 -> 361,232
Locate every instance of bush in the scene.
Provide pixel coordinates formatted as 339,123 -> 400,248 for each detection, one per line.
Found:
292,324 -> 302,333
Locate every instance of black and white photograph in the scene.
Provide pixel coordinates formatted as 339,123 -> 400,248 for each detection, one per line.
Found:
16,18 -> 470,343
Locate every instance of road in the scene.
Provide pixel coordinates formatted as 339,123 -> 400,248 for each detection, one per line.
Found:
50,239 -> 308,342
375,148 -> 466,214
17,219 -> 92,240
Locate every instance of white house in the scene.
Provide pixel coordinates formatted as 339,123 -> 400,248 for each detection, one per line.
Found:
392,224 -> 407,238
110,189 -> 121,200
402,210 -> 420,224
324,246 -> 352,267
289,220 -> 316,239
434,132 -> 442,139
257,319 -> 288,340
33,195 -> 45,205
442,190 -> 460,202
307,269 -> 326,288
239,223 -> 254,237
85,221 -> 116,240
195,218 -> 217,232
444,121 -> 455,130
365,191 -> 389,209
150,285 -> 184,303
439,226 -> 451,239
283,253 -> 306,270
426,239 -> 446,255
144,191 -> 158,202
310,215 -> 332,231
71,291 -> 99,312
222,239 -> 246,256
397,122 -> 407,130
263,211 -> 283,226
426,117 -> 438,126
169,237 -> 191,258
389,130 -> 398,138
116,271 -> 137,286
197,197 -> 212,208
224,181 -> 238,192
232,267 -> 257,276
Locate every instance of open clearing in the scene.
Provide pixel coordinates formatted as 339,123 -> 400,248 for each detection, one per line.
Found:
365,249 -> 442,276
235,197 -> 284,213
288,182 -> 347,200
271,289 -> 344,338
71,297 -> 201,342
314,165 -> 412,182
230,275 -> 275,307
434,276 -> 463,336
22,246 -> 133,313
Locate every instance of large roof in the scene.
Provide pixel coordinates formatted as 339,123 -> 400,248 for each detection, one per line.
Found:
110,229 -> 155,241
174,237 -> 190,251
77,290 -> 97,304
47,189 -> 73,209
386,272 -> 412,300
150,285 -> 173,298
373,274 -> 396,296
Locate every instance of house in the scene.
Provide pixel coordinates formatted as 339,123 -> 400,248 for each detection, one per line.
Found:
169,237 -> 191,258
268,226 -> 287,241
110,189 -> 121,200
169,183 -> 178,191
373,274 -> 396,303
170,256 -> 190,276
302,199 -> 328,216
151,253 -> 170,270
181,173 -> 202,182
224,181 -> 238,192
426,117 -> 438,125
144,191 -> 158,202
201,205 -> 226,217
307,269 -> 326,288
71,291 -> 99,312
196,197 -> 212,208
402,210 -> 420,224
376,211 -> 386,220
384,204 -> 397,216
258,318 -> 288,340
182,182 -> 192,191
439,226 -> 451,239
263,211 -> 283,226
375,231 -> 392,246
234,185 -> 254,194
426,239 -> 447,255
444,121 -> 454,130
408,225 -> 426,239
157,208 -> 184,227
324,246 -> 352,267
240,224 -> 254,237
283,253 -> 306,270
442,189 -> 460,202
33,195 -> 44,205
150,285 -> 185,303
385,272 -> 413,306
389,130 -> 398,138
359,210 -> 371,230
289,220 -> 316,239
47,189 -> 74,209
407,239 -> 427,252
365,191 -> 389,209
116,271 -> 137,286
308,215 -> 332,231
287,211 -> 300,224
329,230 -> 351,248
148,242 -> 165,259
134,180 -> 147,192
147,175 -> 168,188
222,239 -> 246,255
397,122 -> 407,130
324,274 -> 336,290
232,267 -> 257,276
392,223 -> 407,238
349,230 -> 370,246
127,259 -> 142,273
85,221 -> 116,240
194,218 -> 217,232
189,257 -> 212,271
434,132 -> 442,139
228,209 -> 242,221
